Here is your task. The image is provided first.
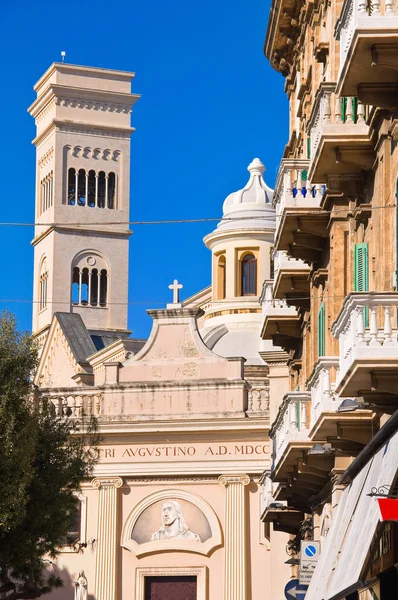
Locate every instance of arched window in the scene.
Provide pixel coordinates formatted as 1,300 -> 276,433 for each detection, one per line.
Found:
39,259 -> 48,311
71,254 -> 108,308
87,170 -> 96,207
98,172 -> 106,208
67,168 -> 117,209
241,254 -> 257,296
108,172 -> 116,209
100,269 -> 108,307
68,168 -> 76,205
77,169 -> 86,206
217,255 -> 226,300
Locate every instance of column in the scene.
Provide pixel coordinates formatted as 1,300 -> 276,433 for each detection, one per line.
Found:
92,477 -> 123,600
218,474 -> 250,600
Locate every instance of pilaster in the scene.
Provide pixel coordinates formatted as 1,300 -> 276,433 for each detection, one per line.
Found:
92,476 -> 123,600
219,474 -> 250,600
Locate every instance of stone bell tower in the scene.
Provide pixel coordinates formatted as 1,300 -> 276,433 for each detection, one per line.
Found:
28,62 -> 139,338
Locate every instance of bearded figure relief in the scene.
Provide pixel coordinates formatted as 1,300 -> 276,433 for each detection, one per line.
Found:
151,500 -> 201,542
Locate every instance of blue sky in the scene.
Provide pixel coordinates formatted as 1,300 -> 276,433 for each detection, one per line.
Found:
0,0 -> 287,339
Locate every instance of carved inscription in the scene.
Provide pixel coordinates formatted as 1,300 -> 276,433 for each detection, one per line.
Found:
96,443 -> 269,462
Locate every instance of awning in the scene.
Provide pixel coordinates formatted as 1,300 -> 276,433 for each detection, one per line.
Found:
305,429 -> 398,600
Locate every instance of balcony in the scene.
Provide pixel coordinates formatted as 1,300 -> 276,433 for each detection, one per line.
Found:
270,391 -> 334,509
332,292 -> 398,407
307,357 -> 377,444
273,159 -> 328,265
270,392 -> 312,478
335,0 -> 398,105
260,474 -> 304,534
308,84 -> 374,183
273,251 -> 311,311
260,280 -> 302,351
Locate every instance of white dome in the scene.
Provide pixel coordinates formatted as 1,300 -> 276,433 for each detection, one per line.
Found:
217,158 -> 276,231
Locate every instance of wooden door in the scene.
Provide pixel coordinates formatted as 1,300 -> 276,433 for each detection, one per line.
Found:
144,576 -> 197,600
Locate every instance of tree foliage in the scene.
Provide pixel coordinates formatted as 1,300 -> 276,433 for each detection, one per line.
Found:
0,312 -> 98,598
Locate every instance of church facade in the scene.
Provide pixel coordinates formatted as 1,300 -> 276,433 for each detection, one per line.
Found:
30,62 -> 290,600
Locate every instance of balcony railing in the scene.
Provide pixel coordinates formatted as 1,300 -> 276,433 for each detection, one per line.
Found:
42,392 -> 102,418
271,392 -> 311,470
336,0 -> 398,92
273,159 -> 324,240
307,357 -> 340,429
332,292 -> 398,390
261,474 -> 287,515
261,280 -> 299,320
309,87 -> 367,161
273,251 -> 309,277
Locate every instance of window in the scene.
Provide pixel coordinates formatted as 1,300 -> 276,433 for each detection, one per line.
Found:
63,498 -> 82,546
318,302 -> 325,357
40,171 -> 54,214
354,242 -> 369,326
39,259 -> 48,311
241,254 -> 257,295
67,168 -> 117,208
71,255 -> 108,308
217,255 -> 226,300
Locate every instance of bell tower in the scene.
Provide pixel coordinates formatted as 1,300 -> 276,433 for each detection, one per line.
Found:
28,63 -> 139,337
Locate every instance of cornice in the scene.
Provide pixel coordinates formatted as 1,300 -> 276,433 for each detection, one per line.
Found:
32,119 -> 135,146
33,62 -> 136,94
31,225 -> 132,247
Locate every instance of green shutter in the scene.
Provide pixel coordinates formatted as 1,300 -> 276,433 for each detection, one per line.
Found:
352,97 -> 358,123
318,302 -> 326,357
341,97 -> 347,122
354,242 -> 369,326
354,243 -> 369,291
296,401 -> 301,430
307,137 -> 311,159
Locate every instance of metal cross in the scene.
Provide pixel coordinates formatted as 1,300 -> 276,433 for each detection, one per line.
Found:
168,279 -> 183,304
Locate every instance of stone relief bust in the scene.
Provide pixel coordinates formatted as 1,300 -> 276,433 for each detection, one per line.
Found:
151,500 -> 201,542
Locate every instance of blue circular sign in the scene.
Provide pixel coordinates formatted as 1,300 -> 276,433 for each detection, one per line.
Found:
304,544 -> 318,557
284,579 -> 308,600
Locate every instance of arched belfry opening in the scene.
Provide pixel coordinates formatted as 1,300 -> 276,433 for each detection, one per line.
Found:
71,252 -> 109,309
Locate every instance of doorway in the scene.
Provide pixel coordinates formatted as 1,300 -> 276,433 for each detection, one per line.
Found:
144,576 -> 197,600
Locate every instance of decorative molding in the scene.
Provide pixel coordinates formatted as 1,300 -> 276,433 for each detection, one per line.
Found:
92,477 -> 123,489
56,122 -> 133,140
218,474 -> 250,487
38,147 -> 54,168
121,488 -> 223,558
65,144 -> 121,162
135,566 -> 208,600
55,96 -> 132,114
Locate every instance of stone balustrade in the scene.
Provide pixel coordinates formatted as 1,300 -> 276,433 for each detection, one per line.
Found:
272,158 -> 324,240
336,0 -> 398,83
247,386 -> 270,414
273,250 -> 308,276
332,292 -> 398,390
260,475 -> 287,515
43,392 -> 102,418
306,357 -> 340,429
271,392 -> 311,470
261,280 -> 299,320
309,86 -> 367,162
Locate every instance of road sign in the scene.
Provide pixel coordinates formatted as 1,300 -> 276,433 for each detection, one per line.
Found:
284,579 -> 308,600
299,541 -> 321,585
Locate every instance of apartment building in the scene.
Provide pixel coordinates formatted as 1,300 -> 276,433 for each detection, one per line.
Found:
261,0 -> 398,598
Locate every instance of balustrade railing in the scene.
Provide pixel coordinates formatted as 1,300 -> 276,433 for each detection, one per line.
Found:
42,392 -> 102,418
309,87 -> 367,160
261,475 -> 287,514
248,386 -> 270,413
271,392 -> 311,469
261,280 -> 297,319
307,357 -> 340,428
332,292 -> 398,388
273,250 -> 309,276
337,0 -> 398,78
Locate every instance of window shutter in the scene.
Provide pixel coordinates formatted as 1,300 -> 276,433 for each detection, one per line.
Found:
354,242 -> 369,326
341,97 -> 347,122
352,97 -> 358,123
318,302 -> 326,357
354,243 -> 369,292
307,137 -> 311,159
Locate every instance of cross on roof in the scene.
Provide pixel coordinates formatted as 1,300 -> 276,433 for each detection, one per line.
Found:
168,279 -> 183,305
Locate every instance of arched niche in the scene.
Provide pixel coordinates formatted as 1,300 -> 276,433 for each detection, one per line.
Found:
121,489 -> 223,557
